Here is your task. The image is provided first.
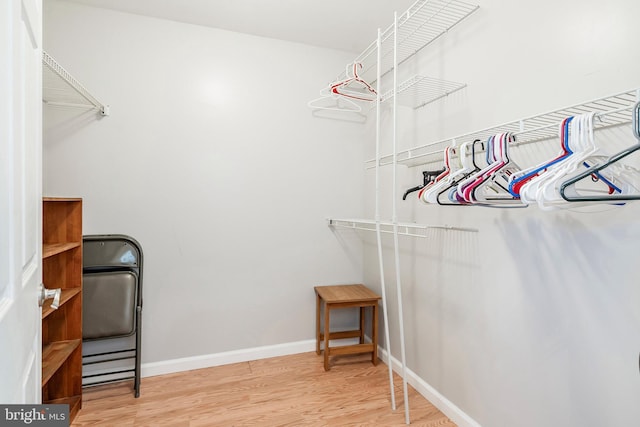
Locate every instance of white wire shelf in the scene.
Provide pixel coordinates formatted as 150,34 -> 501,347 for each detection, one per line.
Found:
43,51 -> 110,116
328,218 -> 478,236
335,0 -> 479,86
365,88 -> 640,168
379,75 -> 466,109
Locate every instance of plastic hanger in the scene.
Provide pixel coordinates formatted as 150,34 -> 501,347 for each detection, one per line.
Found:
330,62 -> 377,102
535,113 -> 625,210
559,102 -> 640,202
536,114 -> 594,206
471,132 -> 524,206
307,86 -> 363,112
420,147 -> 456,203
532,114 -> 594,209
436,140 -> 484,205
422,143 -> 470,204
460,134 -> 511,203
455,136 -> 497,203
508,117 -> 573,197
518,116 -> 576,205
415,149 -> 450,201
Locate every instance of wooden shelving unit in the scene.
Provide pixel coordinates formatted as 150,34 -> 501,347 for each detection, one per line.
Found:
42,198 -> 83,422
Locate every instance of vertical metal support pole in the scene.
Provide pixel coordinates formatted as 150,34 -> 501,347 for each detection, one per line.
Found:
392,11 -> 411,425
375,27 -> 396,412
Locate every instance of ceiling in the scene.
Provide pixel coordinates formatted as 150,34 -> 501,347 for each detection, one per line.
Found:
63,0 -> 417,54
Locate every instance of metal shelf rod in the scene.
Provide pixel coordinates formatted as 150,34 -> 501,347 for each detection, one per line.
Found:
328,219 -> 478,234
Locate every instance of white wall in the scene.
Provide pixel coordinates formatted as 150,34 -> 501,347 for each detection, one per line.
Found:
43,1 -> 367,364
359,1 -> 640,426
43,0 -> 640,426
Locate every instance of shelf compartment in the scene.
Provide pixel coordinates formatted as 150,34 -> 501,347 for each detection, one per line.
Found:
366,88 -> 640,168
379,75 -> 466,109
42,287 -> 82,320
43,242 -> 81,259
42,339 -> 82,386
43,198 -> 83,244
328,218 -> 477,236
43,51 -> 110,116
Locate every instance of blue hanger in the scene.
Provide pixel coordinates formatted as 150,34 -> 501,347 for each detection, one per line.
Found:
508,116 -> 574,197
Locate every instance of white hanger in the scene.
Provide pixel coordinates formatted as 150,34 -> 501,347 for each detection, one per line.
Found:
528,113 -> 623,210
415,148 -> 454,203
307,86 -> 362,113
422,143 -> 470,204
558,102 -> 640,203
330,62 -> 377,102
457,134 -> 506,203
472,133 -> 524,206
535,113 -> 608,209
518,117 -> 576,205
540,112 -> 640,208
453,138 -> 493,203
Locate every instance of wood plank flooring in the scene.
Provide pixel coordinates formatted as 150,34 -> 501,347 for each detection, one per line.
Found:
73,352 -> 456,426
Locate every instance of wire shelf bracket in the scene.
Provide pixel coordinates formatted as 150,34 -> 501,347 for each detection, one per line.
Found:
43,51 -> 110,116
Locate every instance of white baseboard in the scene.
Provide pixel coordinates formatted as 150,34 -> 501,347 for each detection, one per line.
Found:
377,347 -> 482,427
142,339 -> 480,427
141,337 -> 365,378
141,339 -> 316,378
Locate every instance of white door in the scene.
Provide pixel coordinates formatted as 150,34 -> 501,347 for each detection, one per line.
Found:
0,0 -> 43,404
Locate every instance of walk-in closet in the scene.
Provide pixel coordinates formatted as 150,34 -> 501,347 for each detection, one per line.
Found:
1,0 -> 639,426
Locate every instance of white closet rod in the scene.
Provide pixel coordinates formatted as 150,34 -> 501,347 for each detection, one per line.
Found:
366,88 -> 639,168
43,51 -> 110,116
329,219 -> 478,234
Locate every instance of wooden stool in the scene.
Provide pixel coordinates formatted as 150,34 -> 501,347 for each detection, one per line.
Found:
314,284 -> 381,371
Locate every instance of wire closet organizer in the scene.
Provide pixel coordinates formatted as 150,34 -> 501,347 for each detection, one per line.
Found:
43,51 -> 110,116
309,0 -> 477,116
318,0 -> 480,425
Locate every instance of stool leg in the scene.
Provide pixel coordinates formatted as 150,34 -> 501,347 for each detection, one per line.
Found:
359,306 -> 365,344
324,303 -> 330,371
316,293 -> 321,355
372,303 -> 379,366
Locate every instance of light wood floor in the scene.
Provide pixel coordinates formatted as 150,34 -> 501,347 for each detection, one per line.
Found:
73,352 -> 456,426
